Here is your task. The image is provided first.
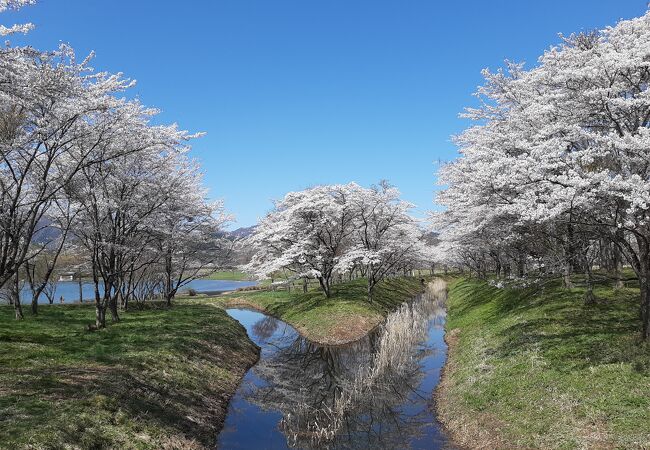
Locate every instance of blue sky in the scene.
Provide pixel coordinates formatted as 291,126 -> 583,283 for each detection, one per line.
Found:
6,1 -> 648,228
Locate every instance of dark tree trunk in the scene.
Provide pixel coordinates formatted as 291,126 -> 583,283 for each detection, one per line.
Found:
625,235 -> 650,341
584,265 -> 596,305
31,293 -> 39,315
641,280 -> 650,341
367,279 -> 375,303
108,291 -> 120,323
563,262 -> 574,289
318,276 -> 331,298
13,274 -> 23,320
94,275 -> 105,329
613,233 -> 624,290
517,253 -> 526,277
639,255 -> 650,341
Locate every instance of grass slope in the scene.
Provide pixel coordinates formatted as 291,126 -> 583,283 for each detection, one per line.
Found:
437,277 -> 650,450
0,302 -> 259,449
218,277 -> 426,345
202,270 -> 251,281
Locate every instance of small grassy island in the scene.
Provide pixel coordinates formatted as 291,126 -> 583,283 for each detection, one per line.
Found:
217,277 -> 426,345
436,277 -> 650,449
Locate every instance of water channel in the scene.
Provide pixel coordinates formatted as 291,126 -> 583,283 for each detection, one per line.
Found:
219,280 -> 453,449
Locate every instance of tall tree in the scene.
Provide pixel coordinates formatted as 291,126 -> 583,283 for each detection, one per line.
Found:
245,184 -> 357,297
435,12 -> 650,339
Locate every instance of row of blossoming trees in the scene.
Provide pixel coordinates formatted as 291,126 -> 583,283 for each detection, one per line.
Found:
433,12 -> 650,340
1,1 -> 230,327
243,182 -> 435,302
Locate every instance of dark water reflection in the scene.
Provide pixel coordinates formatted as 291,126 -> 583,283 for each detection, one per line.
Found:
219,281 -> 452,449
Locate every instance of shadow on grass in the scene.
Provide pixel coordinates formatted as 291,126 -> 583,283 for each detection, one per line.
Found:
0,303 -> 259,448
450,277 -> 649,372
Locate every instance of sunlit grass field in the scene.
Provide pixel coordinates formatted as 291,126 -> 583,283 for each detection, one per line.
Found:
202,270 -> 252,281
0,302 -> 259,449
438,276 -> 650,449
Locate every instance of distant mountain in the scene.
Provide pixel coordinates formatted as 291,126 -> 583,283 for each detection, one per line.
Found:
32,218 -> 62,245
227,226 -> 256,239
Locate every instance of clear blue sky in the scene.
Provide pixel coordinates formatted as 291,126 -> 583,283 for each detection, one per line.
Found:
6,1 -> 648,228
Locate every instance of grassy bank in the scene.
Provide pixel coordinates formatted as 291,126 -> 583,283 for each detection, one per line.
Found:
203,270 -> 251,281
0,302 -> 259,449
217,277 -> 426,345
437,277 -> 650,449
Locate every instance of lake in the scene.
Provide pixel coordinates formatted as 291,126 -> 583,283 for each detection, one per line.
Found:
12,279 -> 257,304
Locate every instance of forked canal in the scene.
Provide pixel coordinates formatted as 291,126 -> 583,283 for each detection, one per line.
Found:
218,280 -> 452,449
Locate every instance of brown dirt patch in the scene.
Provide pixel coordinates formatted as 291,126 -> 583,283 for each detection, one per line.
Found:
434,328 -> 513,450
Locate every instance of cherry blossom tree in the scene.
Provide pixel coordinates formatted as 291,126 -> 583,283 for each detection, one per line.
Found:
337,182 -> 425,302
0,43 -> 141,311
68,110 -> 200,328
152,158 -> 233,306
245,184 -> 357,297
435,12 -> 650,340
0,0 -> 35,36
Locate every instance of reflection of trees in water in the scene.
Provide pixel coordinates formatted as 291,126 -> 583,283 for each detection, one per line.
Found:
252,316 -> 280,341
247,282 -> 448,449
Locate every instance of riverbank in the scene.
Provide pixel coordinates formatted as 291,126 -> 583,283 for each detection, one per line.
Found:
436,278 -> 650,449
0,303 -> 259,449
216,277 -> 426,345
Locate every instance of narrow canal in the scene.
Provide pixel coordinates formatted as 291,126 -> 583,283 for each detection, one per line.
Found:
218,280 -> 452,449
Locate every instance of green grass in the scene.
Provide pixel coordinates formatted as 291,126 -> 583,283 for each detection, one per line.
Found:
215,277 -> 426,345
438,277 -> 650,449
0,302 -> 259,449
202,269 -> 251,281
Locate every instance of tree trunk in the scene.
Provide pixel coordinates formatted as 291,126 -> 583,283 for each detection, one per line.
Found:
367,279 -> 374,303
108,294 -> 120,323
613,243 -> 624,290
95,304 -> 105,329
94,277 -> 105,329
31,293 -> 38,315
639,259 -> 650,341
584,265 -> 596,305
13,274 -> 23,320
641,281 -> 650,341
563,263 -> 574,289
122,290 -> 129,311
303,278 -> 308,293
318,276 -> 331,298
517,253 -> 526,277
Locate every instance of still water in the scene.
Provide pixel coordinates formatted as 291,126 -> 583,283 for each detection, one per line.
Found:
14,279 -> 257,304
219,280 -> 452,450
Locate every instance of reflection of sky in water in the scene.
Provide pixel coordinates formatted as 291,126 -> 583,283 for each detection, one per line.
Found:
219,288 -> 453,450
